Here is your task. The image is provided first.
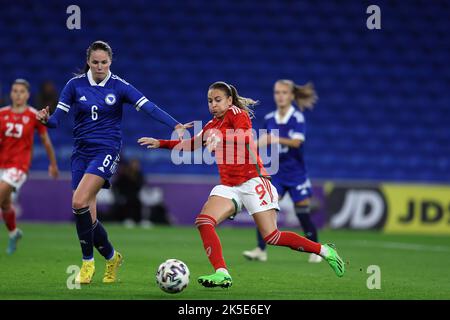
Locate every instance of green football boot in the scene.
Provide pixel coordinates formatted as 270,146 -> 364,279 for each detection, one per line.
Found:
323,243 -> 345,277
198,271 -> 232,288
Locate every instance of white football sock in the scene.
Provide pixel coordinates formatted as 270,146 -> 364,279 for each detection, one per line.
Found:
8,229 -> 18,238
216,268 -> 229,275
319,245 -> 329,258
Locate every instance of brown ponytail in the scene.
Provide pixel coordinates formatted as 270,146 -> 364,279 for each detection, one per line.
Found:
276,80 -> 318,111
209,81 -> 258,118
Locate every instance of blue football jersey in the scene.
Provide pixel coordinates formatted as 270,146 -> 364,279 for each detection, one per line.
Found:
263,105 -> 308,181
56,69 -> 153,154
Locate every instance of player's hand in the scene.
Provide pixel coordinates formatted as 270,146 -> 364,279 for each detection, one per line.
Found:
258,134 -> 278,147
204,133 -> 221,152
175,121 -> 195,139
48,164 -> 59,179
268,134 -> 279,144
37,106 -> 50,124
138,137 -> 160,149
258,134 -> 271,147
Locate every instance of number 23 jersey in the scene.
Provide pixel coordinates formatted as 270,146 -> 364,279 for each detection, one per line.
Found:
0,106 -> 47,173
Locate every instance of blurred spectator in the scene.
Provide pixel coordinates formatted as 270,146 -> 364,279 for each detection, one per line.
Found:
110,158 -> 172,227
111,158 -> 144,226
35,80 -> 58,111
140,186 -> 171,226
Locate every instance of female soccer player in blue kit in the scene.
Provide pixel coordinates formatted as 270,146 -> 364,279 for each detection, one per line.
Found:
37,41 -> 190,284
243,80 -> 322,263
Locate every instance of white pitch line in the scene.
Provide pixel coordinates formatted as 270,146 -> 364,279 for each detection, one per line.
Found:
339,240 -> 450,253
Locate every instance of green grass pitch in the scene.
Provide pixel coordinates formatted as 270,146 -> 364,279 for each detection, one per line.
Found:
0,223 -> 449,300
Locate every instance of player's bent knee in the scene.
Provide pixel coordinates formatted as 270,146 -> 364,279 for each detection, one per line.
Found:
0,197 -> 12,212
1,203 -> 12,212
0,186 -> 11,203
72,189 -> 94,209
72,197 -> 90,210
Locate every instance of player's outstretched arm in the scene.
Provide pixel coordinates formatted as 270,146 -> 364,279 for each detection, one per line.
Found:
138,135 -> 199,151
138,103 -> 194,138
137,137 -> 160,149
276,136 -> 303,148
138,125 -> 202,151
260,135 -> 303,148
39,132 -> 59,179
175,121 -> 195,138
124,81 -> 195,137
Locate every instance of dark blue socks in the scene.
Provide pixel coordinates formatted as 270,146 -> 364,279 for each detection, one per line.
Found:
92,220 -> 115,260
257,228 -> 267,250
296,205 -> 318,242
73,207 -> 115,260
73,207 -> 94,260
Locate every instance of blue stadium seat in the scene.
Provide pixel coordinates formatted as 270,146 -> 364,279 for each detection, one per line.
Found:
0,0 -> 448,182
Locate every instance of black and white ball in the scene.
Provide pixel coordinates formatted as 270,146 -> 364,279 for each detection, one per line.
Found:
156,259 -> 190,293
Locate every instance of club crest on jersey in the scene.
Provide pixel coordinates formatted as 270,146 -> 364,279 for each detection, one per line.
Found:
105,94 -> 116,106
23,116 -> 30,124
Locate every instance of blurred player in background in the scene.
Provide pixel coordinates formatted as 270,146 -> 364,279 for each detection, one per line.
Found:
37,40 -> 191,284
0,79 -> 59,254
243,80 -> 322,263
139,81 -> 344,288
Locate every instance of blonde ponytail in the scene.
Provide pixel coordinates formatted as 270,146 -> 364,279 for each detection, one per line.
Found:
277,80 -> 318,111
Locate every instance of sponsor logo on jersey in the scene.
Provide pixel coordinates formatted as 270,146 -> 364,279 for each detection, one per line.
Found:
105,94 -> 116,105
79,96 -> 87,101
97,166 -> 105,173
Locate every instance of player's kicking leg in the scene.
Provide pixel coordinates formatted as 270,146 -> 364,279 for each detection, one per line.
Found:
253,209 -> 345,277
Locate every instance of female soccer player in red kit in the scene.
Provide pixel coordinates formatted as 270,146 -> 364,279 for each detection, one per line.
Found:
138,82 -> 344,288
0,79 -> 59,254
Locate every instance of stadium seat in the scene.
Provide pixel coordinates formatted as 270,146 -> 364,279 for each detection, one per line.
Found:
1,0 -> 448,182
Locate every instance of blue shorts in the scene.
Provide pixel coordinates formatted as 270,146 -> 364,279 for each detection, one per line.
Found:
271,177 -> 313,204
71,149 -> 120,190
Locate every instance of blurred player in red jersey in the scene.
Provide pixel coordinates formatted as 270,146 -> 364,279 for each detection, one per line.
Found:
0,79 -> 59,254
138,82 -> 345,288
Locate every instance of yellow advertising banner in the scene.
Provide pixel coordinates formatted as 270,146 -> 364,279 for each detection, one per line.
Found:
382,184 -> 450,235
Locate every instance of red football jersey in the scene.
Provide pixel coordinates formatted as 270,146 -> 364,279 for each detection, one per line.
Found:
159,106 -> 269,186
0,106 -> 47,173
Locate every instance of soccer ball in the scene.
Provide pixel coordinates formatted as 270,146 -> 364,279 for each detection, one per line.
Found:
156,259 -> 190,294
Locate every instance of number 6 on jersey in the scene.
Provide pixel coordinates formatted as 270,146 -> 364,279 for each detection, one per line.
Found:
91,105 -> 98,121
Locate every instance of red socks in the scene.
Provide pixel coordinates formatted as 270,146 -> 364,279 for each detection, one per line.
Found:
195,213 -> 321,271
195,214 -> 227,270
2,207 -> 17,232
264,229 -> 321,254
